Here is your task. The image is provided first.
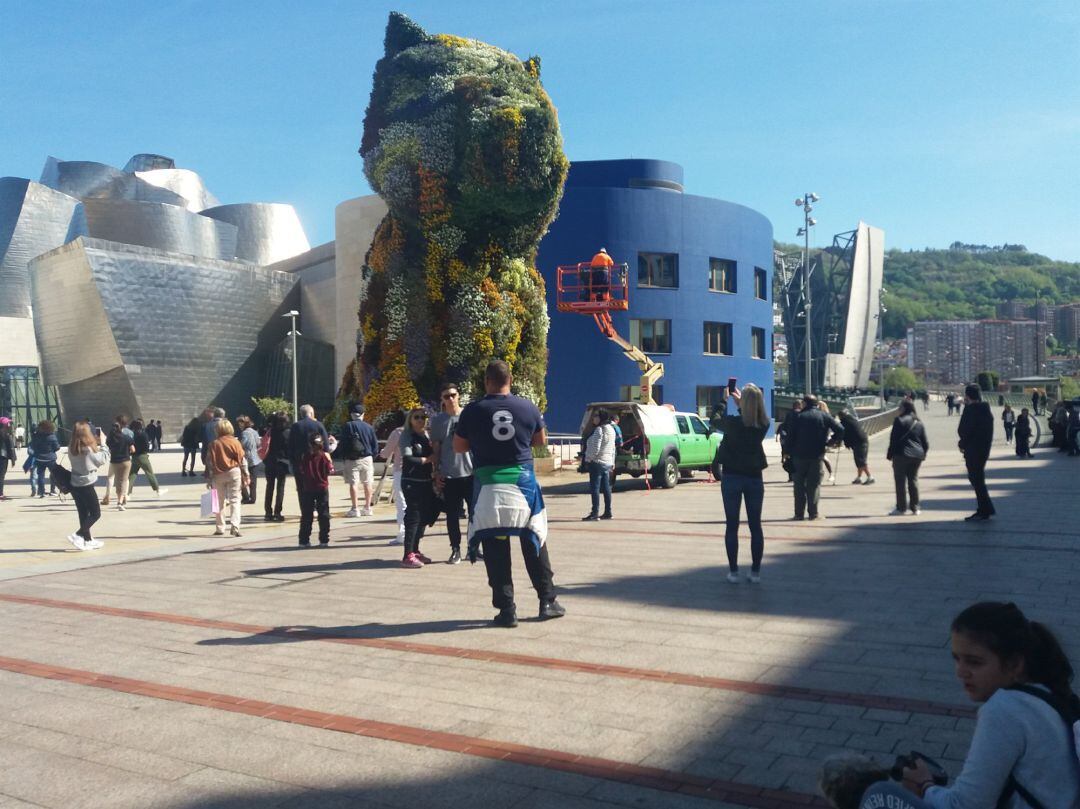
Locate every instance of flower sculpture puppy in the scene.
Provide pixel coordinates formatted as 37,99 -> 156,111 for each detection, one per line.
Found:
350,12 -> 568,421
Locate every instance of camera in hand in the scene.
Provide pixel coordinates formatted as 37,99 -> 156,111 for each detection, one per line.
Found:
890,751 -> 948,786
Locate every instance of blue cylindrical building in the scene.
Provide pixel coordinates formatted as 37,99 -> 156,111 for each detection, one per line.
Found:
537,159 -> 774,432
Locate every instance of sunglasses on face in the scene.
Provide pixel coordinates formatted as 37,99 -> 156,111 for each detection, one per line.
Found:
442,392 -> 459,399
411,414 -> 427,421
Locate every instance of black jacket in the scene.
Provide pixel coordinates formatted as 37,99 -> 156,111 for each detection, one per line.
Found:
957,400 -> 993,459
789,408 -> 844,459
717,416 -> 768,477
886,414 -> 929,461
838,412 -> 868,448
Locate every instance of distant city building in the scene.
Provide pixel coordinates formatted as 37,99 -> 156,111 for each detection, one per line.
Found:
910,319 -> 1048,384
1055,304 -> 1080,347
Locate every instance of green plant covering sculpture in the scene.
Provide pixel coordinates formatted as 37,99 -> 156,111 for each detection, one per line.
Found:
343,12 -> 567,423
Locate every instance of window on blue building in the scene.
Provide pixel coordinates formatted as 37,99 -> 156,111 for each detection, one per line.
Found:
696,386 -> 726,419
752,327 -> 767,359
630,319 -> 671,353
754,267 -> 768,300
709,258 -> 736,293
703,322 -> 733,356
638,253 -> 678,288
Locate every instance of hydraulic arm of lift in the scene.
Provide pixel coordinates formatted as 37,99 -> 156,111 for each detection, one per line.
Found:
592,311 -> 664,406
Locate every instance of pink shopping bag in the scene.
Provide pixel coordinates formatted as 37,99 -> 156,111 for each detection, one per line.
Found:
200,488 -> 219,518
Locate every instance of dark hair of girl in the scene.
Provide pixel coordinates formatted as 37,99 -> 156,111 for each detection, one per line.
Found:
952,601 -> 1077,703
131,419 -> 145,432
593,409 -> 609,424
898,399 -> 917,418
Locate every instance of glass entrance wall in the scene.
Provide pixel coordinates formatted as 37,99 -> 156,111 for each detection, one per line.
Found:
1,366 -> 63,441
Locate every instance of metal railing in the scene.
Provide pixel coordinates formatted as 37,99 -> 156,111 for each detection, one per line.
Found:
858,407 -> 900,437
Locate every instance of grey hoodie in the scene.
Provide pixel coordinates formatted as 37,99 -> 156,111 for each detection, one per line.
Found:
70,444 -> 111,488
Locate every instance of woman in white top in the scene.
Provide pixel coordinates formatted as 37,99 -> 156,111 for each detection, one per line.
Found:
582,409 -> 616,521
66,421 -> 111,550
901,601 -> 1080,808
379,417 -> 408,546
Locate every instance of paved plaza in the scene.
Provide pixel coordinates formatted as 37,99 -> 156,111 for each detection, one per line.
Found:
0,406 -> 1076,808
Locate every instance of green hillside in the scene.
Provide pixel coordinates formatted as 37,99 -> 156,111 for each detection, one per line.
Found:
775,241 -> 1080,339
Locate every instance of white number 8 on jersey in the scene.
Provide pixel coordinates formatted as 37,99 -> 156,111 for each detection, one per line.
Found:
491,410 -> 514,441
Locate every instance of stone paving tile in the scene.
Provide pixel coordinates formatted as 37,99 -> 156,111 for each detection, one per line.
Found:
1,409 -> 1075,806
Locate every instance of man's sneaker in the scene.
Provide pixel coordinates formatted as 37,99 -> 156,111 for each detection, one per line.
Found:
213,528 -> 225,536
230,526 -> 241,537
345,507 -> 359,518
273,514 -> 286,522
100,498 -> 110,506
827,475 -> 836,484
388,536 -> 405,546
851,477 -> 864,484
726,571 -> 741,584
748,571 -> 761,584
808,514 -> 825,521
117,503 -> 126,511
448,548 -> 462,565
85,539 -> 104,550
538,598 -> 566,620
912,507 -> 921,515
493,608 -> 518,628
888,508 -> 905,516
863,477 -> 876,485
66,533 -> 86,550
581,513 -> 598,521
264,514 -> 274,522
792,515 -> 805,521
964,512 -> 993,522
401,553 -> 423,568
415,551 -> 432,564
156,488 -> 169,498
360,506 -> 373,517
599,512 -> 613,520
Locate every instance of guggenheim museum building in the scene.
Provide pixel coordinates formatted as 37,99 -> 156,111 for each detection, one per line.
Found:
1,155 -> 771,435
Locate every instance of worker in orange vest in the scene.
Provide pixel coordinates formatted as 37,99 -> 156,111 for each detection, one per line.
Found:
589,248 -> 614,302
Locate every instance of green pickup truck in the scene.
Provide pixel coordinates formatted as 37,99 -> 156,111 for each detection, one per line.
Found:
579,402 -> 723,488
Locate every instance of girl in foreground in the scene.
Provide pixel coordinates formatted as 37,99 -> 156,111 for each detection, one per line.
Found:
66,421 -> 110,550
901,601 -> 1080,807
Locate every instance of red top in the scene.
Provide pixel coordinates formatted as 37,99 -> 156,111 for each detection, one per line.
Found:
297,451 -> 332,492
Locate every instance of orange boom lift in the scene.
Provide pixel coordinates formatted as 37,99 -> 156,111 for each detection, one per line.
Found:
555,249 -> 664,405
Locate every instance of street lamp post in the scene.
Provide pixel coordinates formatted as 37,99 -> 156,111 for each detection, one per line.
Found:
795,193 -> 820,395
283,310 -> 300,420
877,288 -> 888,411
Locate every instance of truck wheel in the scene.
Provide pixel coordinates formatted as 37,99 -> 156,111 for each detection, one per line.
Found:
654,454 -> 679,489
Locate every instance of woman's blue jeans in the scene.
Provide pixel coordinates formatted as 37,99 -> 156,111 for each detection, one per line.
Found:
32,461 -> 51,496
720,472 -> 764,572
587,462 -> 612,516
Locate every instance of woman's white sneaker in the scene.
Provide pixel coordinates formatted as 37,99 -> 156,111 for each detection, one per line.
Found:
66,534 -> 86,550
726,571 -> 741,584
85,539 -> 104,550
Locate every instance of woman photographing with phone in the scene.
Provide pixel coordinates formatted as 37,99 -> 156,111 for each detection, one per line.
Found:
901,602 -> 1080,807
715,382 -> 770,584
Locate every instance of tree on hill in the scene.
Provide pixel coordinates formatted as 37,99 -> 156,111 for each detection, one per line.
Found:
773,241 -> 1080,339
883,366 -> 922,392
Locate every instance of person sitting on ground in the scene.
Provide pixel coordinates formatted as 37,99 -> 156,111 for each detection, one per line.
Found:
838,409 -> 874,485
899,601 -> 1080,807
819,753 -> 893,809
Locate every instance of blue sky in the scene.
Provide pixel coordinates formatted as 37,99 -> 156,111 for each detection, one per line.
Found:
3,1 -> 1078,260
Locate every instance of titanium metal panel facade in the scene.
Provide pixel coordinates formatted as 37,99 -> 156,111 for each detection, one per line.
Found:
135,168 -> 220,212
200,203 -> 310,264
31,238 -> 298,429
0,178 -> 81,366
75,198 -> 238,261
